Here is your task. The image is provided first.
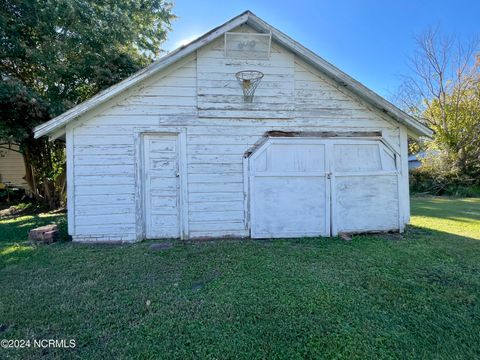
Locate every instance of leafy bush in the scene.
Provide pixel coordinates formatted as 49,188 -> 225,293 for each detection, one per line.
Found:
0,186 -> 26,203
410,151 -> 480,197
410,171 -> 480,197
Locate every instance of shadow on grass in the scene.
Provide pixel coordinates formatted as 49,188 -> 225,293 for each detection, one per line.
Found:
0,222 -> 479,359
0,212 -> 68,268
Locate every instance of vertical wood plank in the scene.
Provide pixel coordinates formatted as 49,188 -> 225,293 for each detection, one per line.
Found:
134,131 -> 145,240
243,156 -> 250,231
325,141 -> 333,237
179,131 -> 189,239
66,124 -> 75,235
399,126 -> 410,228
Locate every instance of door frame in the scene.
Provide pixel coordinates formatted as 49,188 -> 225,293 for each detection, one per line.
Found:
134,127 -> 188,240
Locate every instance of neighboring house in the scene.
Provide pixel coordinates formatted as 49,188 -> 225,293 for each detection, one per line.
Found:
0,145 -> 29,190
408,151 -> 439,169
34,11 -> 432,243
408,154 -> 422,169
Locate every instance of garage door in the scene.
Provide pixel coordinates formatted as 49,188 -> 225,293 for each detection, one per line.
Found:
249,138 -> 399,238
143,134 -> 180,238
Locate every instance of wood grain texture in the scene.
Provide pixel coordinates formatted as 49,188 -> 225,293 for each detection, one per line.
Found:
196,37 -> 294,118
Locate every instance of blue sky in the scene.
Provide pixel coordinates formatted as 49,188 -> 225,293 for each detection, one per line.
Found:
163,0 -> 479,98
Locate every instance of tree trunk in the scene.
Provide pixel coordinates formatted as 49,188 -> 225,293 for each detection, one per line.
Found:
21,137 -> 66,209
22,146 -> 40,200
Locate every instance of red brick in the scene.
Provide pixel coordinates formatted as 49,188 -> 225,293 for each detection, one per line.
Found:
29,225 -> 59,244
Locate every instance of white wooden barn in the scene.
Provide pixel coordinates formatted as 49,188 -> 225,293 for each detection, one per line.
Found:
34,11 -> 432,242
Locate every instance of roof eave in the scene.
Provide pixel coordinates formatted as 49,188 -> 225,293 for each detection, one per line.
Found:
34,10 -> 432,139
245,14 -> 433,138
34,12 -> 251,139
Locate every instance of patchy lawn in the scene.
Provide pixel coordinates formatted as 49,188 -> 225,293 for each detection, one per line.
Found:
0,197 -> 479,359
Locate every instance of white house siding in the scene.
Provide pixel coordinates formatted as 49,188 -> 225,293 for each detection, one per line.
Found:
68,27 -> 407,242
0,145 -> 29,190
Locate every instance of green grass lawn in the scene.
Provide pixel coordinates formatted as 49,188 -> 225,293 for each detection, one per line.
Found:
0,197 -> 479,359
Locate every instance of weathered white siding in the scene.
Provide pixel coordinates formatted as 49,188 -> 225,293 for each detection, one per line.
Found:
197,26 -> 294,119
67,26 -> 408,242
0,146 -> 29,190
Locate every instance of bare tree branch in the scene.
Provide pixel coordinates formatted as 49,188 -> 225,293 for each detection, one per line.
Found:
393,27 -> 480,175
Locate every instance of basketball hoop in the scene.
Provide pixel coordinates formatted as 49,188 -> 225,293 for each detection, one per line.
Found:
235,70 -> 264,103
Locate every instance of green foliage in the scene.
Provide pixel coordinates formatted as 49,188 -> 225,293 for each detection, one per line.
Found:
0,0 -> 175,207
397,29 -> 480,188
410,168 -> 480,197
0,78 -> 50,141
408,77 -> 480,195
0,185 -> 25,203
0,198 -> 480,358
0,0 -> 175,117
424,81 -> 480,177
407,137 -> 425,155
410,148 -> 480,196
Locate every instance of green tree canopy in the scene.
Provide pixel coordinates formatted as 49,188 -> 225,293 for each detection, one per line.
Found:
0,0 -> 175,206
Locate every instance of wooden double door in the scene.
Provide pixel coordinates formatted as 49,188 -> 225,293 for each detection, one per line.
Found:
248,138 -> 399,238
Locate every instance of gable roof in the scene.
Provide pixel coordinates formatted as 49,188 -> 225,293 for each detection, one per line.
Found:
34,10 -> 433,139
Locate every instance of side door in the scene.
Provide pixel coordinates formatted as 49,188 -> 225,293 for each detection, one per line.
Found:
143,134 -> 180,239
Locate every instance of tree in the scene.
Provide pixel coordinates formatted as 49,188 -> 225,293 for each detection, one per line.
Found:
0,0 -> 175,207
396,28 -> 480,178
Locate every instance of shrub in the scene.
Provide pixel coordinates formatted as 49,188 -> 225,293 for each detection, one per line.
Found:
409,151 -> 480,197
410,170 -> 480,197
